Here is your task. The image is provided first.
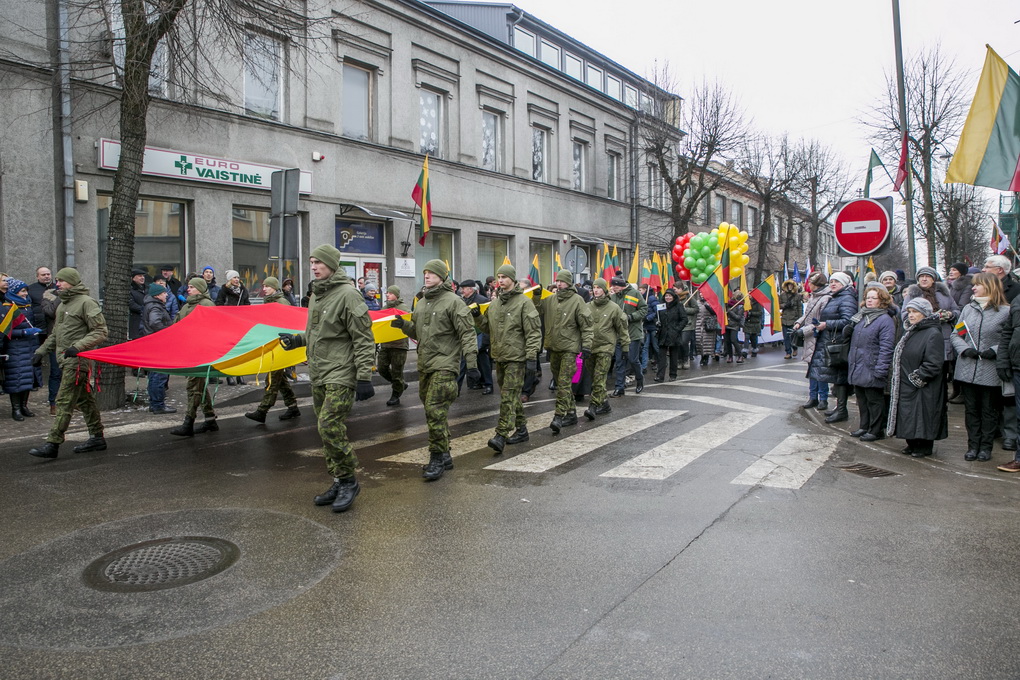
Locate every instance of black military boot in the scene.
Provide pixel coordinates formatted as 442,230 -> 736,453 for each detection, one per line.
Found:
386,391 -> 401,406
441,450 -> 454,470
584,404 -> 597,420
561,411 -> 578,427
507,427 -> 529,444
331,477 -> 360,512
594,402 -> 612,416
11,394 -> 23,422
195,418 -> 219,433
20,393 -> 35,418
422,452 -> 446,481
28,442 -> 59,459
170,416 -> 195,437
487,434 -> 506,455
73,436 -> 107,453
314,478 -> 342,506
549,414 -> 564,434
278,406 -> 301,420
245,409 -> 267,423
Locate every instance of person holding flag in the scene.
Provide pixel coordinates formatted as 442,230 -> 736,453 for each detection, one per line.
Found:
609,275 -> 647,395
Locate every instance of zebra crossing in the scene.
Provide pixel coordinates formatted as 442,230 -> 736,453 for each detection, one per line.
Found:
370,362 -> 843,490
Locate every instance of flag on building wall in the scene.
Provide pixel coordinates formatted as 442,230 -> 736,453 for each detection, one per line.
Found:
946,46 -> 1020,191
411,156 -> 432,246
892,131 -> 909,192
528,254 -> 541,287
750,275 -> 782,332
864,149 -> 884,198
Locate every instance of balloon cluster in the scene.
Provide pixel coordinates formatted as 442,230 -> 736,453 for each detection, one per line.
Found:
672,223 -> 751,285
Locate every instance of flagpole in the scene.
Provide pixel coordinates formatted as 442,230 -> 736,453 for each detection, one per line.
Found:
892,0 -> 918,274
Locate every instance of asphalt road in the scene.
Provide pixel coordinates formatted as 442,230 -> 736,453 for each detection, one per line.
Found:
2,351 -> 1020,679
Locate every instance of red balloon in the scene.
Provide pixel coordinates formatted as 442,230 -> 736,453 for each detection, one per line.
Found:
676,263 -> 691,281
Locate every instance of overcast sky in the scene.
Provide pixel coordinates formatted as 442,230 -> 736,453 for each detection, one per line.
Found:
521,0 -> 1019,189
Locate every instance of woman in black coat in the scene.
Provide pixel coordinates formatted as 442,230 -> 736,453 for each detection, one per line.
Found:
2,279 -> 43,420
888,297 -> 948,457
655,289 -> 687,382
809,272 -> 858,423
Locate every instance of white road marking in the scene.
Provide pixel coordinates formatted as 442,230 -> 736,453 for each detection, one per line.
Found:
730,433 -> 841,489
484,410 -> 677,473
600,411 -> 766,480
635,392 -> 783,415
379,430 -> 495,465
714,375 -> 805,387
643,382 -> 800,399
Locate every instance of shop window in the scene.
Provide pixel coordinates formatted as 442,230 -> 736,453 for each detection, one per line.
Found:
97,196 -> 185,296
415,229 -> 455,279
529,240 -> 554,289
231,206 -> 297,294
477,235 -> 508,280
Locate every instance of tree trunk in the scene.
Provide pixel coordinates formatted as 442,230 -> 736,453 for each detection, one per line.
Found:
753,198 -> 772,284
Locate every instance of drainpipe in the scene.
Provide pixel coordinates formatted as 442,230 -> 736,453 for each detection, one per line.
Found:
629,115 -> 639,253
507,6 -> 524,43
57,0 -> 75,267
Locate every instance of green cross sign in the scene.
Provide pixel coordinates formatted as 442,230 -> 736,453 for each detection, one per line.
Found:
175,155 -> 193,175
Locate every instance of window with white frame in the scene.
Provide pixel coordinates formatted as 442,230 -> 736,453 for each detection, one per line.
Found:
564,53 -> 582,80
532,126 -> 549,182
586,65 -> 603,91
771,217 -> 781,242
606,75 -> 622,101
540,40 -> 560,69
419,89 -> 442,157
481,109 -> 503,172
572,140 -> 587,191
647,164 -> 663,209
244,32 -> 283,120
624,85 -> 638,109
713,195 -> 726,226
747,206 -> 759,236
513,27 -> 536,57
731,201 -> 743,228
607,152 -> 621,200
794,222 -> 802,247
342,63 -> 371,141
148,39 -> 167,96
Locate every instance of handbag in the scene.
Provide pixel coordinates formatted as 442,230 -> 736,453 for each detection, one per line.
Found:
825,338 -> 850,367
792,330 -> 805,348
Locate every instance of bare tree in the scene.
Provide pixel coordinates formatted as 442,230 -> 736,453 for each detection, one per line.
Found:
934,182 -> 991,265
791,139 -> 854,266
642,70 -> 746,249
863,43 -> 969,267
737,132 -> 802,284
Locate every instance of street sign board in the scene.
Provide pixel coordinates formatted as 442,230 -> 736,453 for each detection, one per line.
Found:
833,198 -> 892,256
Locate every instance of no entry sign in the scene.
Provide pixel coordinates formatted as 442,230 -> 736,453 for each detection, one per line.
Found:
834,198 -> 892,256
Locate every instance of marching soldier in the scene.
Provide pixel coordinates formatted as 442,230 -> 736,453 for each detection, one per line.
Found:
541,269 -> 593,434
585,278 -> 628,420
610,275 -> 648,396
169,277 -> 218,436
378,285 -> 409,406
245,277 -> 301,423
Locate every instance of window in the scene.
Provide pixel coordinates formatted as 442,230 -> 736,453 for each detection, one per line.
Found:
148,39 -> 167,97
415,229 -> 455,276
231,206 -> 297,292
713,195 -> 726,226
97,196 -> 185,297
342,63 -> 371,141
585,65 -> 603,91
565,53 -> 583,80
624,86 -> 638,109
530,240 -> 554,288
747,206 -> 759,236
244,32 -> 283,120
477,235 -> 509,279
647,165 -> 663,209
540,40 -> 560,69
606,75 -> 622,101
607,152 -> 620,200
481,110 -> 502,172
419,89 -> 442,157
639,92 -> 653,113
730,201 -> 743,228
770,217 -> 781,243
532,126 -> 548,182
513,27 -> 536,57
793,221 -> 802,247
572,141 -> 587,191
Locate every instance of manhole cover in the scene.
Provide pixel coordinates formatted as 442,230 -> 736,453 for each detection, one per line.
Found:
82,536 -> 240,592
839,463 -> 900,478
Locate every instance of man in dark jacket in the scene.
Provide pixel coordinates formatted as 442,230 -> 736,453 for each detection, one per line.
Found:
460,279 -> 493,394
378,285 -> 409,406
26,265 -> 61,412
997,290 -> 1020,473
984,255 -> 1020,303
640,283 -> 659,373
141,283 -> 176,414
610,276 -> 647,396
128,268 -> 147,339
160,265 -> 183,298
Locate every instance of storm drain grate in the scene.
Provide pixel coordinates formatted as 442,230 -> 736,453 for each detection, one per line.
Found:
82,536 -> 240,592
839,463 -> 900,478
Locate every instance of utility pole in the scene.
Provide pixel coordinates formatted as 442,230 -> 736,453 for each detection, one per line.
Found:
892,0 -> 917,275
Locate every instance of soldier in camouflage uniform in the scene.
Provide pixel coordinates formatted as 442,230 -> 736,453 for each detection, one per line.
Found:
28,267 -> 109,459
392,259 -> 478,480
473,263 -> 542,454
169,277 -> 218,437
540,269 -> 593,434
585,278 -> 628,420
610,276 -> 649,396
278,245 -> 375,512
245,277 -> 300,424
378,285 -> 409,406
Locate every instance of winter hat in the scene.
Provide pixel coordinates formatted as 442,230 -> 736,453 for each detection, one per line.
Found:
808,271 -> 827,288
310,244 -> 342,272
263,277 -> 281,291
864,281 -> 886,293
905,297 -> 933,316
188,277 -> 208,294
282,278 -> 294,287
364,282 -> 378,293
147,283 -> 167,296
131,268 -> 148,277
830,272 -> 853,288
55,267 -> 81,287
950,262 -> 969,278
225,269 -> 240,282
915,266 -> 939,281
556,269 -> 573,285
202,266 -> 215,275
5,278 -> 27,300
879,270 -> 898,283
594,278 -> 609,293
386,285 -> 401,297
460,279 -> 477,290
610,276 -> 627,287
423,259 -> 450,280
496,263 -> 517,280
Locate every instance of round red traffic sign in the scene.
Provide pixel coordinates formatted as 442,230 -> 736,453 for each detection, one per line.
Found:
833,199 -> 891,256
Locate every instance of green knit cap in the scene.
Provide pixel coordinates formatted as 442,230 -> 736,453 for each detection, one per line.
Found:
55,267 -> 81,286
386,285 -> 402,297
593,278 -> 609,293
556,269 -> 573,285
423,259 -> 449,280
310,244 -> 341,272
496,264 -> 517,280
188,277 -> 208,294
263,276 -> 281,291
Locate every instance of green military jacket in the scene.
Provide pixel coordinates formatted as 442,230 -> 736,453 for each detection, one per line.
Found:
36,283 -> 108,367
541,287 -> 594,353
403,281 -> 477,374
475,284 -> 541,362
291,270 -> 375,387
589,296 -> 629,354
381,297 -> 410,350
265,291 -> 290,306
176,292 -> 214,322
611,283 -> 648,342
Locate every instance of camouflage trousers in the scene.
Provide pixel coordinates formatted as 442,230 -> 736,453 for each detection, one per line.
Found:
377,347 -> 407,396
47,362 -> 103,444
494,361 -> 527,437
258,369 -> 297,411
549,351 -> 578,416
420,370 -> 458,455
312,383 -> 357,479
185,376 -> 216,420
589,352 -> 613,407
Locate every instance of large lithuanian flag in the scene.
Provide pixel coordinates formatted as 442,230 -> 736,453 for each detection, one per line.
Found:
946,46 -> 1020,191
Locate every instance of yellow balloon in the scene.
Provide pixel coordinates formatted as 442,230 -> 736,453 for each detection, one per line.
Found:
740,254 -> 750,267
730,265 -> 743,277
739,231 -> 749,242
729,236 -> 740,250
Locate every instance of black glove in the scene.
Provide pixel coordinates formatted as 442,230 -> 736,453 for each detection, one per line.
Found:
525,359 -> 538,374
63,346 -> 79,358
469,304 -> 481,318
355,380 -> 375,402
998,368 -> 1014,382
961,348 -> 980,359
278,333 -> 297,350
31,353 -> 44,367
580,347 -> 592,362
981,348 -> 998,361
415,290 -> 425,301
390,316 -> 405,329
466,367 -> 481,384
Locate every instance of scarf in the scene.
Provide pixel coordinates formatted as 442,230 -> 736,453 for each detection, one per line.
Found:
973,295 -> 991,308
593,295 -> 609,307
497,284 -> 521,303
851,306 -> 887,328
